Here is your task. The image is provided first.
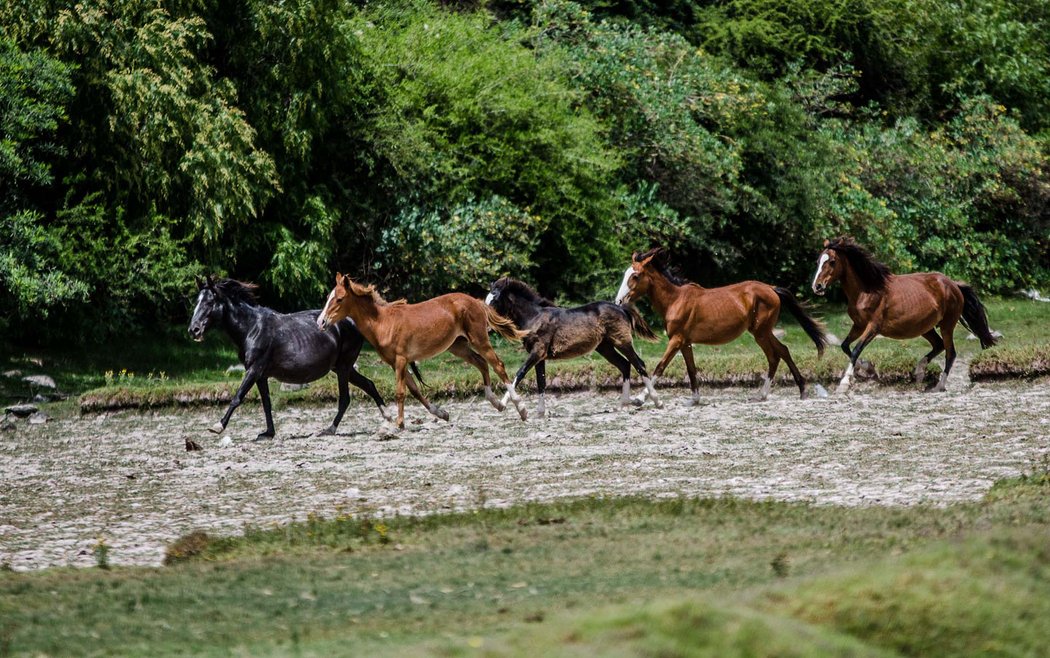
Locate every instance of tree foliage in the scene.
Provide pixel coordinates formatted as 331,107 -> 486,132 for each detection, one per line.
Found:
0,0 -> 1046,342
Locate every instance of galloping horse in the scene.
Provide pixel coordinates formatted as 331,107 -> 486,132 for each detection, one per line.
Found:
811,237 -> 998,393
615,248 -> 827,403
317,274 -> 529,429
485,277 -> 661,417
188,276 -> 395,439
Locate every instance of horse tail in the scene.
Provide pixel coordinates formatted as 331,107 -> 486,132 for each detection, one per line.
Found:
485,304 -> 528,341
957,283 -> 998,349
409,361 -> 427,390
622,303 -> 659,342
774,287 -> 828,357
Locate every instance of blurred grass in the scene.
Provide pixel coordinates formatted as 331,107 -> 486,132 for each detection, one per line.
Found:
1,297 -> 1046,411
2,471 -> 1049,656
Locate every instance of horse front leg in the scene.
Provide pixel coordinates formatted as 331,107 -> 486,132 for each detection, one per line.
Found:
393,359 -> 408,430
210,369 -> 259,435
837,325 -> 878,395
535,360 -> 548,418
505,350 -> 542,410
614,341 -> 661,408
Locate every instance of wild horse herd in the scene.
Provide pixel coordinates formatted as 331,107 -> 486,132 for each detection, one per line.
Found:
187,237 -> 998,438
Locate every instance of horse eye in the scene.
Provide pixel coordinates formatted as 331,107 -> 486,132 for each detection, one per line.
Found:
336,297 -> 344,304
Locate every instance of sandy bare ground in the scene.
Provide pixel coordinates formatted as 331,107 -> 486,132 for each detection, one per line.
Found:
2,377 -> 1048,571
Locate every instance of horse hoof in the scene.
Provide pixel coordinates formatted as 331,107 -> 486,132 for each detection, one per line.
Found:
253,432 -> 275,442
436,408 -> 451,422
517,406 -> 528,422
494,401 -> 507,412
652,399 -> 664,409
317,426 -> 337,437
208,422 -> 225,434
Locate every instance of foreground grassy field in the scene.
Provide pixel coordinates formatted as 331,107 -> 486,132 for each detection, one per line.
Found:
3,297 -> 1045,411
2,472 -> 1048,656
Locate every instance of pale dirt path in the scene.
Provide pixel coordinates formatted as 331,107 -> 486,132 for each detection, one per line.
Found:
1,379 -> 1048,570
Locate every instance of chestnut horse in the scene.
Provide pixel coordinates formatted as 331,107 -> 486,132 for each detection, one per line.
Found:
811,237 -> 998,394
317,274 -> 528,429
615,248 -> 827,403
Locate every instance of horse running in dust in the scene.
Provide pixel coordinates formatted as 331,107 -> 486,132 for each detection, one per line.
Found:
317,274 -> 528,429
188,276 -> 407,439
811,236 -> 998,393
615,248 -> 828,403
485,277 -> 662,417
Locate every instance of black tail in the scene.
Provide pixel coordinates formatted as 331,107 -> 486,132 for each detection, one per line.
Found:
774,287 -> 828,357
622,303 -> 659,342
958,284 -> 998,349
410,362 -> 428,389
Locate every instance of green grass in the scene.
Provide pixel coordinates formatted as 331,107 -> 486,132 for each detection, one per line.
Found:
2,473 -> 1049,656
3,297 -> 1047,411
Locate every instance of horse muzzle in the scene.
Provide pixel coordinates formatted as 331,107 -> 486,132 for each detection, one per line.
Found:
812,283 -> 826,296
188,325 -> 205,342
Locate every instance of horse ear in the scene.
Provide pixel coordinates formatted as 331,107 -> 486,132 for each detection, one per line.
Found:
333,272 -> 342,286
823,239 -> 830,247
195,275 -> 205,290
631,251 -> 640,262
339,273 -> 350,288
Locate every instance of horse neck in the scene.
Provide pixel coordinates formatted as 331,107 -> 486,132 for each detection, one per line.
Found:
342,295 -> 382,339
645,273 -> 689,318
506,296 -> 544,327
221,302 -> 263,346
837,261 -> 870,304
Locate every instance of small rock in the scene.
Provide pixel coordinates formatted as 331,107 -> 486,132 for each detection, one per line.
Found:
811,384 -> 829,399
218,436 -> 233,447
25,357 -> 43,367
185,438 -> 203,451
28,412 -> 49,425
825,333 -> 841,345
772,328 -> 786,339
225,364 -> 246,374
23,374 -> 56,389
4,404 -> 37,418
280,382 -> 308,391
2,370 -> 22,378
1,415 -> 15,432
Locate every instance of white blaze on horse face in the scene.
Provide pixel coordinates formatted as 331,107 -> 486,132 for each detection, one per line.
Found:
812,253 -> 830,293
319,289 -> 337,328
615,266 -> 634,304
190,290 -> 207,341
484,292 -> 495,305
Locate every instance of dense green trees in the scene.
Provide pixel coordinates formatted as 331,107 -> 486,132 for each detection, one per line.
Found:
0,0 -> 1047,342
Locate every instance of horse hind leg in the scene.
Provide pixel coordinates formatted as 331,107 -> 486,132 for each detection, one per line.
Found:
915,329 -> 945,386
404,368 -> 450,422
774,338 -> 807,399
464,333 -> 528,421
931,318 -> 958,393
449,338 -> 517,418
753,334 -> 780,402
615,340 -> 661,408
595,341 -> 637,407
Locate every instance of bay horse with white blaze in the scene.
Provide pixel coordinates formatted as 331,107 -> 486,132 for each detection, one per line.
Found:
811,237 -> 998,393
615,248 -> 828,403
318,274 -> 528,429
485,277 -> 661,417
187,276 -> 395,439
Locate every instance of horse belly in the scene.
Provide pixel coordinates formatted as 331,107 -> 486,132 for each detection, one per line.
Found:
685,313 -> 747,345
882,280 -> 942,339
269,335 -> 339,384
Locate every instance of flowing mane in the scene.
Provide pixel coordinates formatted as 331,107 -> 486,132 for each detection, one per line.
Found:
346,278 -> 407,307
212,278 -> 260,306
825,237 -> 891,292
635,247 -> 701,288
498,277 -> 558,307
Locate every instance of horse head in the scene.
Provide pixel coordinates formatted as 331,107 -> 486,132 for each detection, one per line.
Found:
188,275 -> 225,341
812,240 -> 843,296
615,248 -> 663,305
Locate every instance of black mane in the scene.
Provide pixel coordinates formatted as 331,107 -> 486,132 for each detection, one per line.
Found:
634,247 -> 696,287
212,278 -> 261,306
498,278 -> 558,307
825,238 -> 891,292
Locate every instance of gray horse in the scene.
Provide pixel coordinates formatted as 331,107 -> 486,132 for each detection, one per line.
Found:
485,277 -> 661,417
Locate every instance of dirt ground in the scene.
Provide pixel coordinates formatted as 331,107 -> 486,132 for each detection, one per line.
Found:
2,376 -> 1048,571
